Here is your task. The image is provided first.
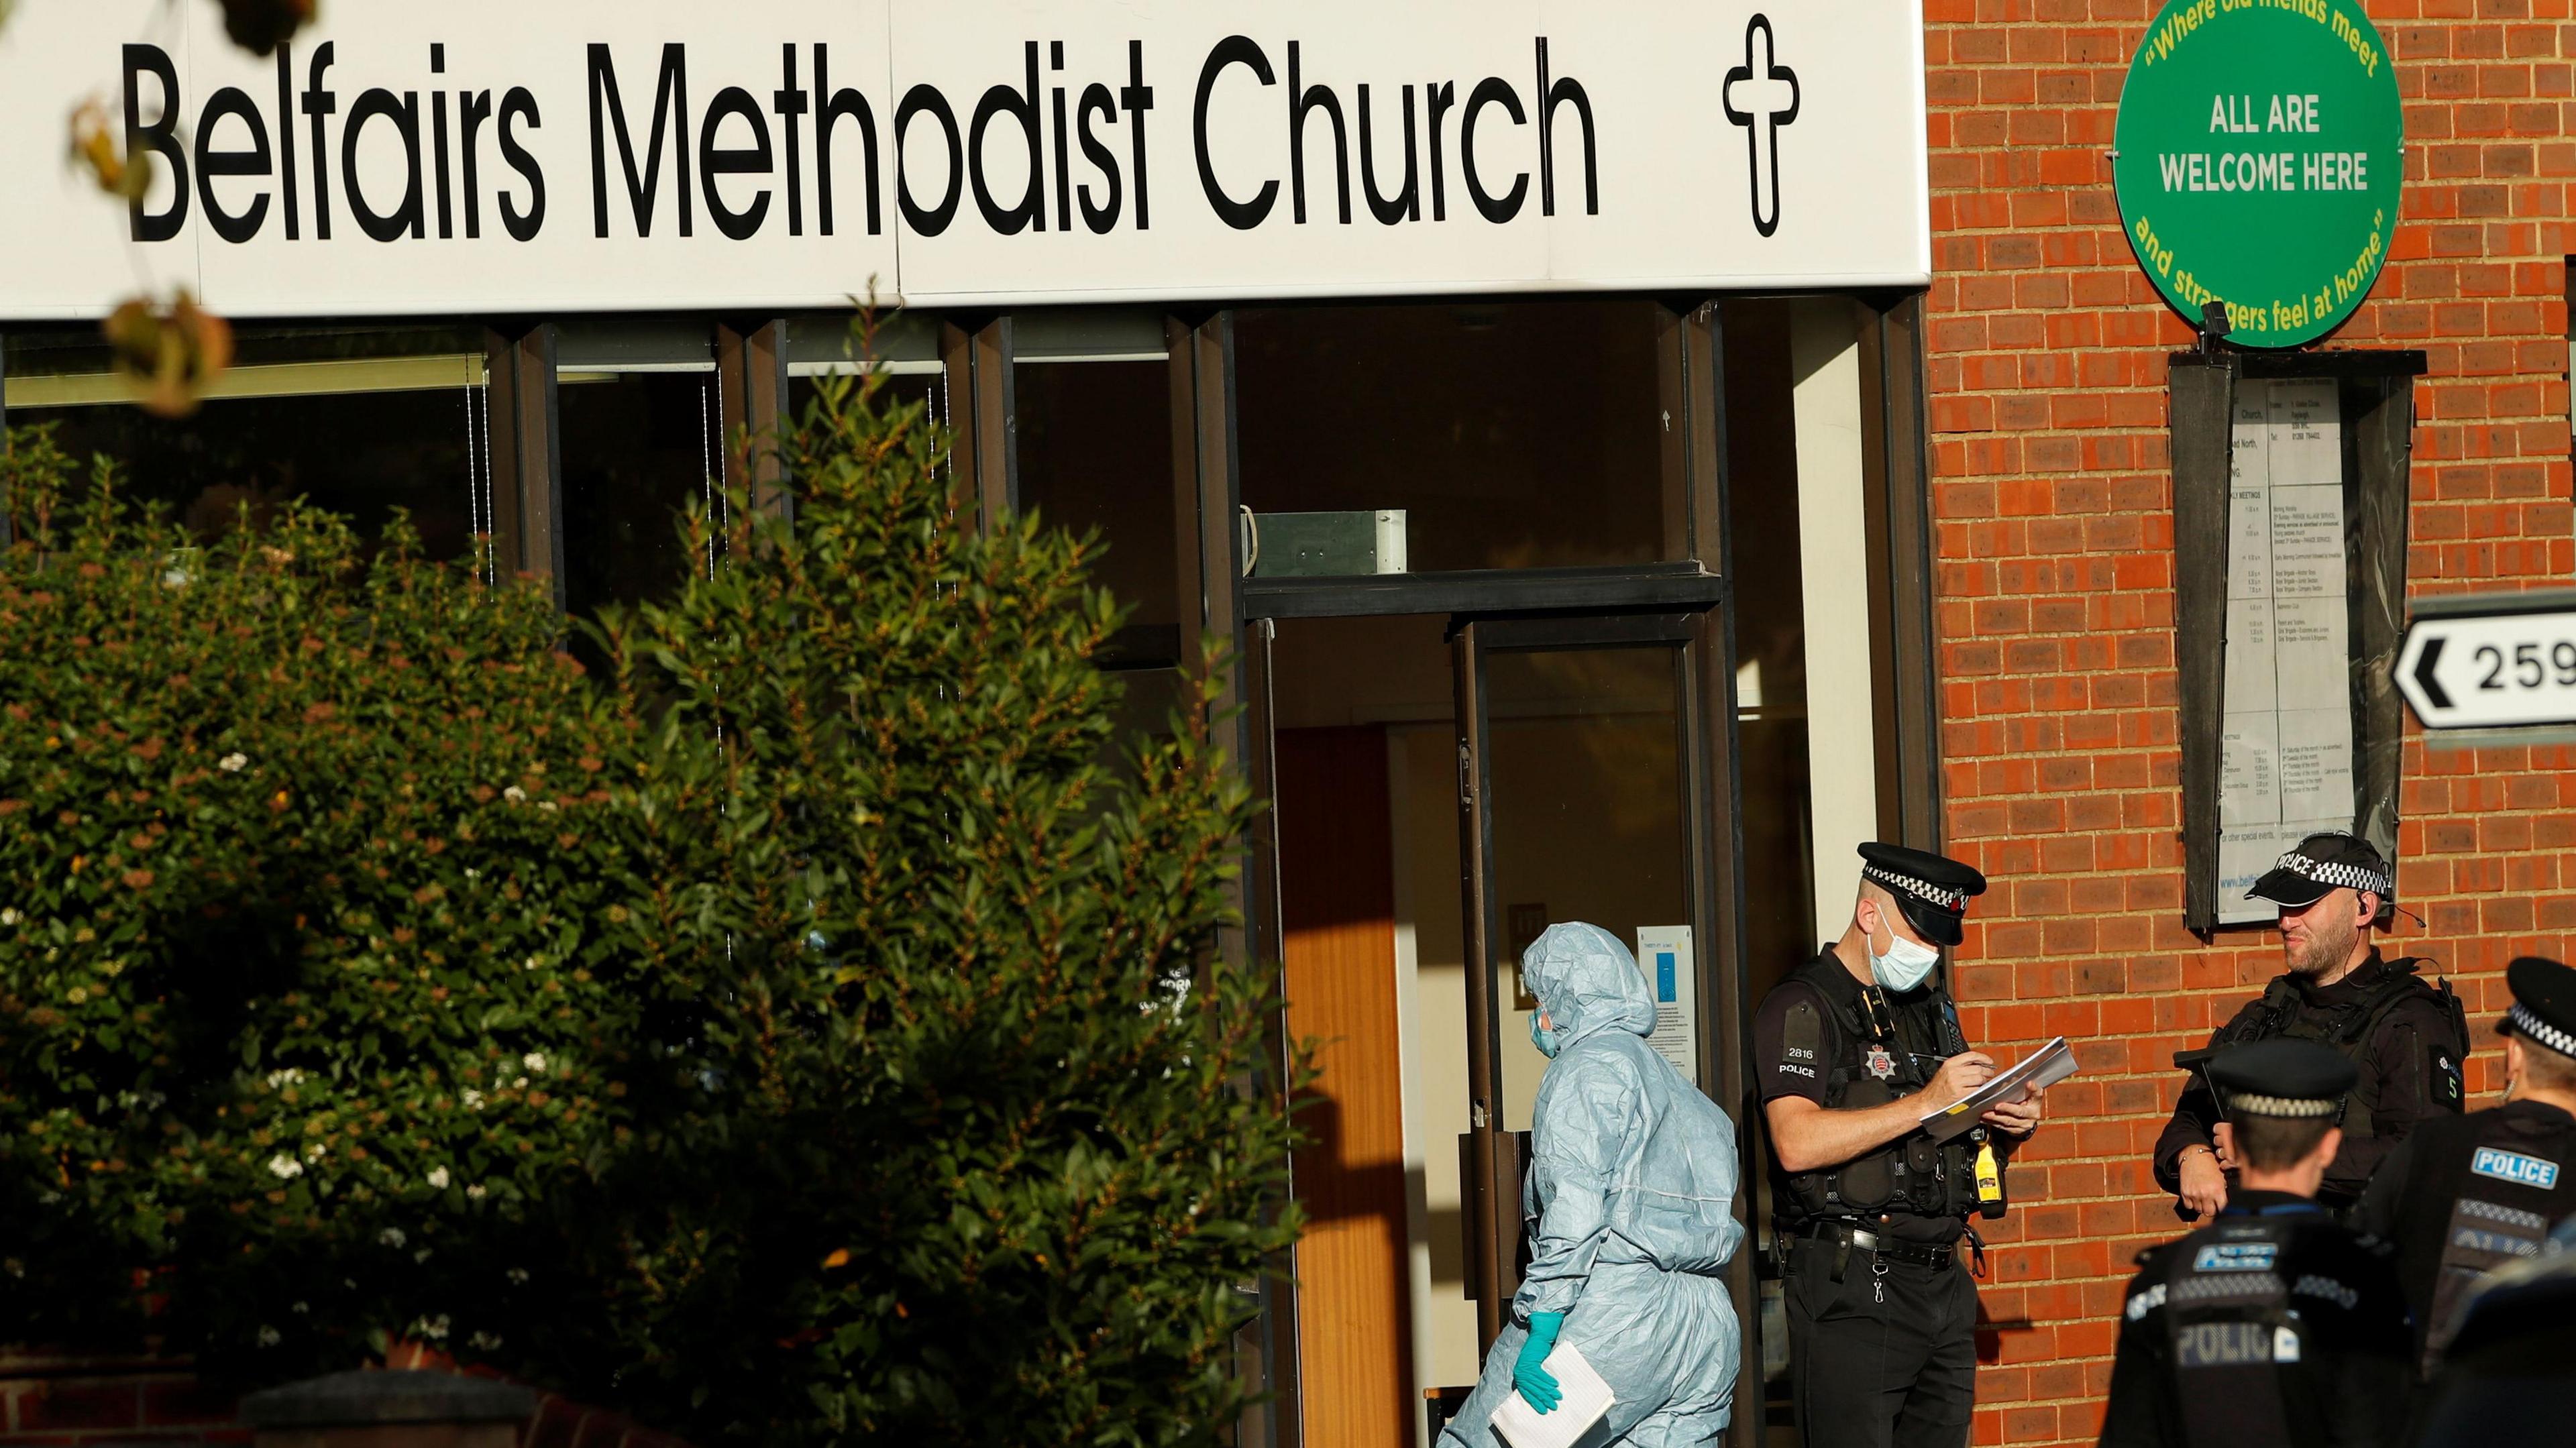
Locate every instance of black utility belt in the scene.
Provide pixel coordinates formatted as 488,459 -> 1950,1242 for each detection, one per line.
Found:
1788,1219 -> 1960,1270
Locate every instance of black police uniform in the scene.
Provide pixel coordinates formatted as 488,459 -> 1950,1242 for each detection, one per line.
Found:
2408,1223 -> 2576,1448
2154,835 -> 2467,1213
2353,956 -> 2576,1372
1755,844 -> 1999,1448
2101,1041 -> 2414,1448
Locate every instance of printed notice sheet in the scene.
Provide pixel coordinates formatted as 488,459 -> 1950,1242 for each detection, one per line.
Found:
2218,381 -> 2354,925
1636,926 -> 1699,1080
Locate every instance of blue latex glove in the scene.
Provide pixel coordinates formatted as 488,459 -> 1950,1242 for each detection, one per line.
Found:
1513,1311 -> 1566,1414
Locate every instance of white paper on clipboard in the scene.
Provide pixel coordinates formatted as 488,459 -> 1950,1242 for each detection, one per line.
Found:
1917,1037 -> 2080,1144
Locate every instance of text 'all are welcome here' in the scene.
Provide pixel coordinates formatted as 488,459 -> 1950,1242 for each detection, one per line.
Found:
2114,0 -> 2398,343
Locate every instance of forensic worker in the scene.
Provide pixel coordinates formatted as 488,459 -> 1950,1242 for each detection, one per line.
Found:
2155,832 -> 2467,1219
1438,922 -> 1743,1448
1754,843 -> 2042,1448
2355,954 -> 2576,1373
2100,1039 -> 2414,1448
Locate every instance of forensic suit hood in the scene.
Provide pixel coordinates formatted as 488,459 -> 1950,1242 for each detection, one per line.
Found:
1440,922 -> 1744,1448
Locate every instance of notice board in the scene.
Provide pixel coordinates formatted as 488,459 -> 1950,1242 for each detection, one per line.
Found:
2173,350 -> 2422,932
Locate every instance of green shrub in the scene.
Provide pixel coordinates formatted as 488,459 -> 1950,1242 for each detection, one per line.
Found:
0,431 -> 643,1372
0,360 -> 1301,1447
534,366 -> 1299,1445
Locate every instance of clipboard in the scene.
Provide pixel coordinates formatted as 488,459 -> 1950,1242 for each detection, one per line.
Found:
1917,1036 -> 2079,1144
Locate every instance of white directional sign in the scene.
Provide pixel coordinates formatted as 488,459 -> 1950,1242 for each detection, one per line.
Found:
2397,594 -> 2576,732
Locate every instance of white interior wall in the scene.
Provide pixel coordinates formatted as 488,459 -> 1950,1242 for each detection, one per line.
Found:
1789,298 -> 1880,944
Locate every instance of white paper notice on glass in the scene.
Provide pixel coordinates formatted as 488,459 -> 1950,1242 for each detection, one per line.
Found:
2265,380 -> 2341,486
2221,714 -> 2282,826
1636,926 -> 1699,1082
2219,819 -> 2350,926
1491,1340 -> 1617,1448
2229,393 -> 2273,600
2224,598 -> 2277,716
2218,381 -> 2355,926
2276,710 -> 2355,822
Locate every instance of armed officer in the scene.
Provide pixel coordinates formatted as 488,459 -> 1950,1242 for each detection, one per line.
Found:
1755,843 -> 2044,1448
2155,832 -> 2467,1219
2101,1039 -> 2414,1448
2355,954 -> 2576,1374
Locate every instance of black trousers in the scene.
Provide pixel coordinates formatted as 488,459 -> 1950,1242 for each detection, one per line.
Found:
1784,1236 -> 1978,1448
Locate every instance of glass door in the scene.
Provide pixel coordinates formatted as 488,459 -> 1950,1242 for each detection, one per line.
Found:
1450,610 -> 1746,1355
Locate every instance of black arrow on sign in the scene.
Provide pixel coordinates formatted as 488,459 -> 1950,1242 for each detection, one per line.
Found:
2414,636 -> 2452,710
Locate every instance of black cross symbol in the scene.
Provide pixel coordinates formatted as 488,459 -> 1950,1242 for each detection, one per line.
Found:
1722,15 -> 1800,237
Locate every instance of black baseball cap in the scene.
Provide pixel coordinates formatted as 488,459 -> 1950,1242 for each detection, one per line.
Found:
1858,842 -> 1988,948
2500,956 -> 2576,1060
2247,830 -> 2393,909
2206,1038 -> 2358,1120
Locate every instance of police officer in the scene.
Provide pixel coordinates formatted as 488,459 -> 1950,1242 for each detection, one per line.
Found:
2155,832 -> 2467,1219
2100,1040 -> 2414,1447
1754,843 -> 2043,1448
2408,1217 -> 2576,1447
2354,954 -> 2576,1373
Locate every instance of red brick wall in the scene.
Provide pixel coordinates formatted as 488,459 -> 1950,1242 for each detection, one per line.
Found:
1923,0 -> 2576,1442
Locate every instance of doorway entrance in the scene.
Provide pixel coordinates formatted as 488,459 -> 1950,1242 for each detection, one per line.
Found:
1256,601 -> 1754,1448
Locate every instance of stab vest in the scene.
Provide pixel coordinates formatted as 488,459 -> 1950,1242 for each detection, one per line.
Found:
2156,1214 -> 2326,1448
2210,957 -> 2465,1147
1775,954 -> 1981,1223
2385,1105 -> 2576,1372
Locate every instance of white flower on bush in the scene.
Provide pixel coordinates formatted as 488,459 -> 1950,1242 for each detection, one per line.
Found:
304,1141 -> 327,1161
0,909 -> 17,927
264,1068 -> 305,1089
427,1166 -> 451,1190
466,1184 -> 487,1201
502,785 -> 527,803
219,753 -> 248,772
505,1267 -> 529,1285
522,1052 -> 547,1072
266,1155 -> 303,1180
379,1227 -> 406,1248
413,1314 -> 451,1341
257,1326 -> 282,1347
467,1331 -> 503,1351
460,1088 -> 486,1111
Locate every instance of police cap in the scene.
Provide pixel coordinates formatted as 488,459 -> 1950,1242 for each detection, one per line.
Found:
1858,842 -> 1987,948
2246,830 -> 2393,909
2500,955 -> 2576,1060
2206,1038 -> 2358,1120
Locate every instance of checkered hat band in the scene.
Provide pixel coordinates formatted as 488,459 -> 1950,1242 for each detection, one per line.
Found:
2511,1002 -> 2576,1058
2269,851 -> 2392,899
1864,863 -> 1966,913
2226,1091 -> 2342,1119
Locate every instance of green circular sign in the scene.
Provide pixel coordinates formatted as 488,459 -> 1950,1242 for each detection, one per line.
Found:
2113,0 -> 2403,347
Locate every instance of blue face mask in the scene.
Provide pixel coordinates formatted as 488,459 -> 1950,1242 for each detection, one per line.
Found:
1529,1011 -> 1560,1058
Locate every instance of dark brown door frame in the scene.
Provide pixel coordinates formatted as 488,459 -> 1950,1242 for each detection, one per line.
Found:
1448,608 -> 1734,1355
716,319 -> 792,522
484,322 -> 563,602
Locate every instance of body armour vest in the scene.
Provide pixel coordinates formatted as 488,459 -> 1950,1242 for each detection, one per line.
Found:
1774,954 -> 1979,1223
2154,1215 -> 2327,1448
2385,1104 -> 2576,1371
2210,958 -> 2465,1149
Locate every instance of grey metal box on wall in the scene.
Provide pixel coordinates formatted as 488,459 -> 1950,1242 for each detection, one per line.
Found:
1244,510 -> 1408,578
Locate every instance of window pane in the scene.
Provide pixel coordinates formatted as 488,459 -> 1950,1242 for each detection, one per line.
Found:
1014,357 -> 1177,634
3,327 -> 486,561
1234,301 -> 1674,573
558,371 -> 723,619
